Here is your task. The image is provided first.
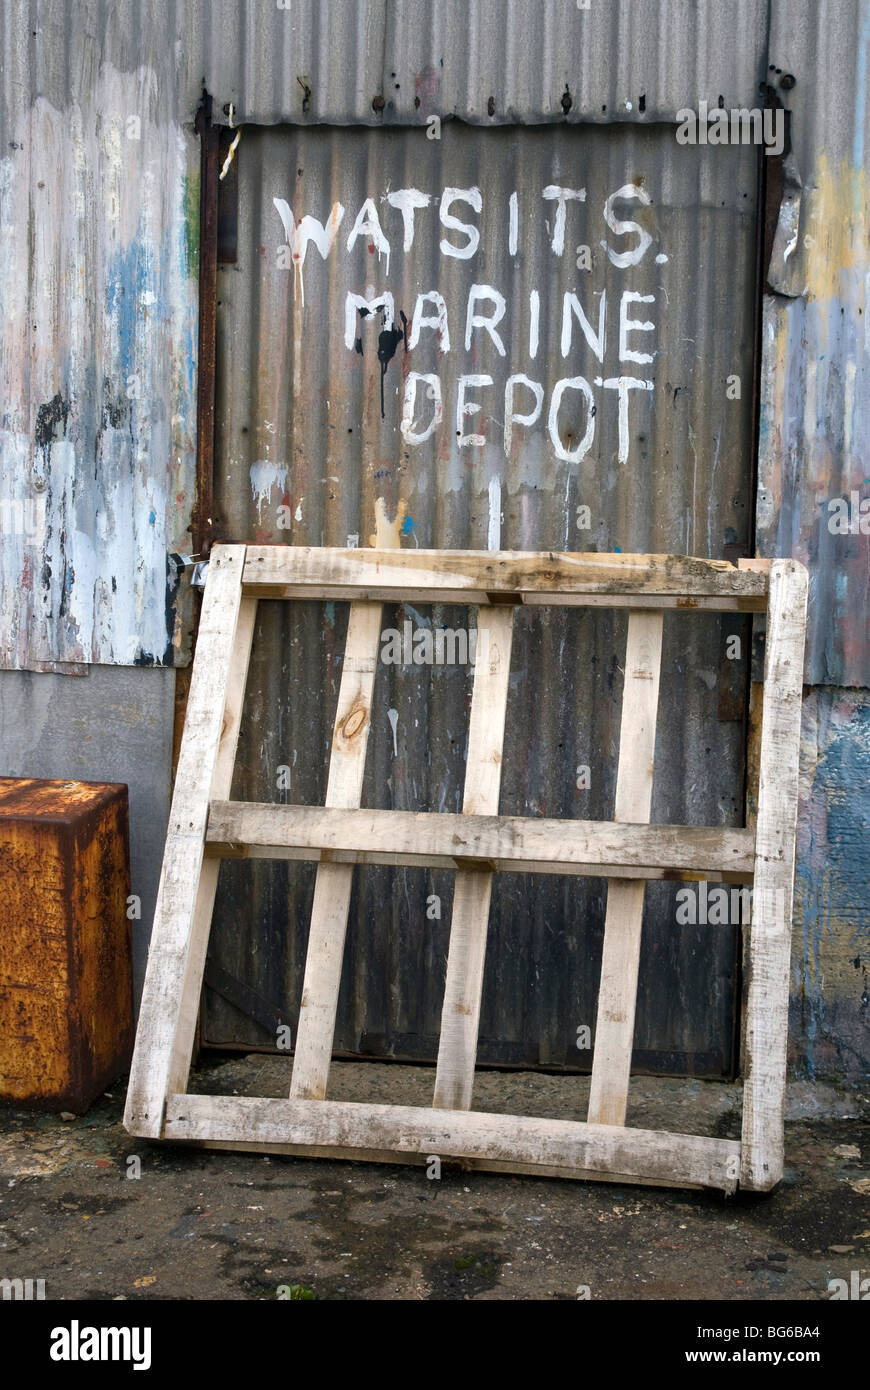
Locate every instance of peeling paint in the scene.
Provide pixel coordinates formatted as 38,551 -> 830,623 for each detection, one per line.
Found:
793,688 -> 870,1080
0,64 -> 198,668
249,460 -> 289,521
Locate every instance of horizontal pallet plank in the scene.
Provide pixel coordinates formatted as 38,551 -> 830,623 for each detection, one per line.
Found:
242,547 -> 768,609
205,802 -> 755,881
247,588 -> 764,612
194,1140 -> 707,1189
164,1094 -> 740,1193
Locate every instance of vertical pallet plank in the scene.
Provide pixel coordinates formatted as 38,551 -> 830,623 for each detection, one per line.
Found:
168,594 -> 258,1093
289,601 -> 383,1099
124,546 -> 249,1138
740,559 -> 807,1190
432,607 -> 515,1111
587,610 -> 664,1127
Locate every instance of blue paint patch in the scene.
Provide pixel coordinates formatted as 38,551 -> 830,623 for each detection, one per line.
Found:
401,515 -> 414,536
149,509 -> 156,525
795,694 -> 870,1079
105,242 -> 150,379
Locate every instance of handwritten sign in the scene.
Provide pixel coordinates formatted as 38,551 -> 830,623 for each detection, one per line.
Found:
274,180 -> 665,465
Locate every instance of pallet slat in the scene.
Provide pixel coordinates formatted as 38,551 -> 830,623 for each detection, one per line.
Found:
433,608 -> 515,1111
290,602 -> 384,1102
124,547 -> 250,1138
588,611 -> 664,1127
205,803 -> 756,881
740,559 -> 808,1191
243,547 -> 768,609
163,1093 -> 740,1194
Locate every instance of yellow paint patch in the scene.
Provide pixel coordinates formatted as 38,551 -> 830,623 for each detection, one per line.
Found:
804,155 -> 870,304
368,494 -> 406,548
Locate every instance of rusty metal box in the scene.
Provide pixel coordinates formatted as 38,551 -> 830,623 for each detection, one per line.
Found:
0,778 -> 133,1111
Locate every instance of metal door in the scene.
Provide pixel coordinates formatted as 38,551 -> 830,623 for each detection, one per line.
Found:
204,121 -> 759,1075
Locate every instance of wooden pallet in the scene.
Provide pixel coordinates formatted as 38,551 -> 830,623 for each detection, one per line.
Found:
124,546 -> 807,1194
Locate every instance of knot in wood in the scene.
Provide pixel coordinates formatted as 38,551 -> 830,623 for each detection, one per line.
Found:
339,706 -> 368,741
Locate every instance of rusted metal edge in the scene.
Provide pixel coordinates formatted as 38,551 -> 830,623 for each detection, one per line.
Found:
192,90 -> 220,563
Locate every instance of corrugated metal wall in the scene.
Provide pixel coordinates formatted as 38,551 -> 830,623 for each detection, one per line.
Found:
0,0 -> 865,1080
0,0 -> 862,688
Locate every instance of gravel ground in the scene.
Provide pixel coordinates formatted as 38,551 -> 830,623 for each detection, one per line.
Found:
1,1057 -> 867,1301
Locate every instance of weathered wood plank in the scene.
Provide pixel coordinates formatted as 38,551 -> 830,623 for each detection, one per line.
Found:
167,593 -> 258,1097
242,547 -> 768,609
124,546 -> 249,1139
588,611 -> 664,1127
249,589 -> 764,612
740,559 -> 808,1191
163,1093 -> 740,1194
289,601 -> 383,1101
433,608 -> 514,1111
194,1140 -> 708,1190
205,802 -> 755,881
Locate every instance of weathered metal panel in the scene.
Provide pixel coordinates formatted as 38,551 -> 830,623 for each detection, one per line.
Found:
190,0 -> 768,127
203,121 -> 760,1070
1,0 -> 770,128
793,687 -> 870,1080
759,0 -> 870,686
0,3 -> 200,670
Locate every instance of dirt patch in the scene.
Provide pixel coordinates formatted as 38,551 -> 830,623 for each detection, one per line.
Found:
0,1059 -> 866,1301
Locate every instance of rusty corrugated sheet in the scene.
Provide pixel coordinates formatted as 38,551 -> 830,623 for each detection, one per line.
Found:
203,119 -> 761,1070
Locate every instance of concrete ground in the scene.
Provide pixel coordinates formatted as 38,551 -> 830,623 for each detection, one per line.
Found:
1,1056 -> 867,1301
